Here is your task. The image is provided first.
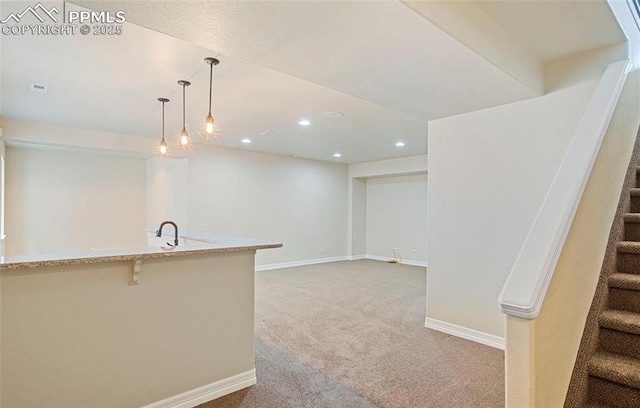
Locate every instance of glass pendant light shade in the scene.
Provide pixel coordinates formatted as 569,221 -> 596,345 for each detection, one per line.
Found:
200,57 -> 221,140
199,114 -> 220,140
158,138 -> 169,155
177,127 -> 193,149
155,97 -> 171,158
175,80 -> 193,150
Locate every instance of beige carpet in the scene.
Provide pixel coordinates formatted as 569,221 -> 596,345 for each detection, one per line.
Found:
199,260 -> 505,408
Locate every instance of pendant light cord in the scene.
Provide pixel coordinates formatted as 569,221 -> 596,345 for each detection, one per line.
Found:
182,84 -> 186,128
161,101 -> 165,142
208,63 -> 213,114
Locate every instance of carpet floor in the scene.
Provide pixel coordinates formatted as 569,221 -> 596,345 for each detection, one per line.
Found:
199,259 -> 505,408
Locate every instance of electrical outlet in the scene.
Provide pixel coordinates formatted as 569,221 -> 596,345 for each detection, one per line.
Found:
320,246 -> 325,253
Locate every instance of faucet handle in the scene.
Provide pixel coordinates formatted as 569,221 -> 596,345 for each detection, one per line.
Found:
155,229 -> 161,237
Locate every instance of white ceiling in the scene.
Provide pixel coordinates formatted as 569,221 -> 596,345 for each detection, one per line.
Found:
0,2 -> 428,164
475,0 -> 626,61
0,0 -> 627,163
0,28 -> 429,164
73,0 -> 539,121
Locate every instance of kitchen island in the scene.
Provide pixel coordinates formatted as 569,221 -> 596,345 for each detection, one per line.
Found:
0,232 -> 281,408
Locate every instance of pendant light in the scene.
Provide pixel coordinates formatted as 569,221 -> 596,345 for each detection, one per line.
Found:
156,97 -> 170,157
175,80 -> 193,150
200,57 -> 221,139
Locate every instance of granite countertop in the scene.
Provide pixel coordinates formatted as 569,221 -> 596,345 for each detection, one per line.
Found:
0,231 -> 282,271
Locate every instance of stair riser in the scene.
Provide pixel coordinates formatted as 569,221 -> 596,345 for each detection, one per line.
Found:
599,328 -> 640,359
610,288 -> 640,313
632,196 -> 640,213
589,376 -> 640,407
617,253 -> 640,274
626,223 -> 640,242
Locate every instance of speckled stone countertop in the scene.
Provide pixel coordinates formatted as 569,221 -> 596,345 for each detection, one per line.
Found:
0,232 -> 282,271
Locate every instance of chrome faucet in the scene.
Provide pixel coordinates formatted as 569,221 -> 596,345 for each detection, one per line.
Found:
156,221 -> 179,247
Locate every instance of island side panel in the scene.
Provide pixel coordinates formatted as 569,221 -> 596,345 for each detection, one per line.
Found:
1,250 -> 256,408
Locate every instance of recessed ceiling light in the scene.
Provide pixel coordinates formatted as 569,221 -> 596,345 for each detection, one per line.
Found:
298,119 -> 311,126
333,153 -> 342,158
260,130 -> 272,135
395,142 -> 406,147
324,111 -> 344,118
241,138 -> 252,144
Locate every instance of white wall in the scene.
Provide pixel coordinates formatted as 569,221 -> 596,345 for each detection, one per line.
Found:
5,146 -> 147,255
186,145 -> 348,266
348,155 -> 427,259
427,77 -> 598,338
3,119 -> 422,269
4,118 -> 425,270
1,118 -> 161,157
350,178 -> 367,257
349,155 -> 428,179
0,139 -> 5,254
366,174 -> 427,263
545,43 -> 627,92
3,123 -> 349,266
146,157 -> 189,232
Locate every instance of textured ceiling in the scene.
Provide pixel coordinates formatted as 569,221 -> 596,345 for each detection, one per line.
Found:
476,0 -> 625,61
0,0 -> 626,163
0,3 -> 427,164
72,0 -> 539,121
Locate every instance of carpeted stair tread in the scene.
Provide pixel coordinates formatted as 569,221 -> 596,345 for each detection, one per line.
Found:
589,352 -> 640,389
625,213 -> 640,223
617,241 -> 640,254
631,188 -> 640,197
585,402 -> 613,408
610,273 -> 640,290
600,310 -> 640,336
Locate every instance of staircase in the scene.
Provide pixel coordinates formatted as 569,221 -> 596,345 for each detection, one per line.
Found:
585,189 -> 640,407
566,138 -> 640,408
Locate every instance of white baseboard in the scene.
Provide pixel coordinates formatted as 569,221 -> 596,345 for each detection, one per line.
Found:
399,259 -> 428,268
142,369 -> 256,408
425,317 -> 505,350
365,254 -> 427,268
255,254 -> 426,271
364,254 -> 388,263
256,256 -> 349,271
